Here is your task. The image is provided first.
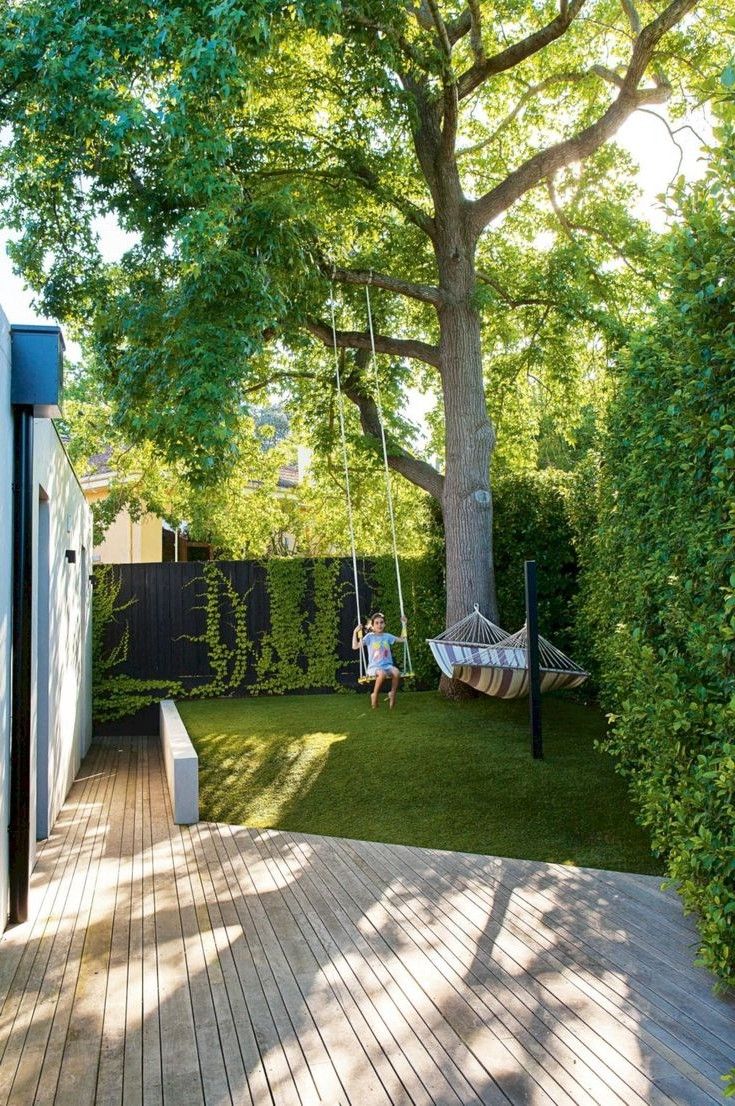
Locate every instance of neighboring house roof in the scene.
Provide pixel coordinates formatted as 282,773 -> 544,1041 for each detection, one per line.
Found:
277,464 -> 299,488
86,446 -> 115,477
80,448 -> 301,491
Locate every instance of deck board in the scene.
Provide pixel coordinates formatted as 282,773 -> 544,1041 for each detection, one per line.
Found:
0,736 -> 732,1106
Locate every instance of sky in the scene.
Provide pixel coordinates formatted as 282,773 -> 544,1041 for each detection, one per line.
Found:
0,104 -> 711,405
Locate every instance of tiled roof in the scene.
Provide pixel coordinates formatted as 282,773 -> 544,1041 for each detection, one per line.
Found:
85,448 -> 299,487
277,465 -> 299,488
85,446 -> 115,477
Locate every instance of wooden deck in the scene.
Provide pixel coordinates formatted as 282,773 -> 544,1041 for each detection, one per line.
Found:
0,737 -> 732,1105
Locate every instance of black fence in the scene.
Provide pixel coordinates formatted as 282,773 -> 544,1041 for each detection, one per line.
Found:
98,557 -> 410,710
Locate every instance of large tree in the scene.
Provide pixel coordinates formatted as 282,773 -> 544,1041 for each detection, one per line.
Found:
0,0 -> 719,648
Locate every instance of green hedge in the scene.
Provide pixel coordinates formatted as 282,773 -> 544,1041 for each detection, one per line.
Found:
582,140 -> 735,989
367,470 -> 584,680
492,469 -> 581,655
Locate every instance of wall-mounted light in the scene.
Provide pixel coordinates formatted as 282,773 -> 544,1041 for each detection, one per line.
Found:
65,549 -> 76,564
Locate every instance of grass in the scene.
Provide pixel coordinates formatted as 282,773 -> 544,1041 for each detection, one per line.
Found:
177,690 -> 662,874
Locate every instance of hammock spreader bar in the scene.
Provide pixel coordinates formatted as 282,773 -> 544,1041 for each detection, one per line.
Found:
426,604 -> 508,679
452,623 -> 589,700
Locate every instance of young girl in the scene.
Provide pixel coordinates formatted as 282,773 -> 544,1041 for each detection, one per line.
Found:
352,612 -> 407,709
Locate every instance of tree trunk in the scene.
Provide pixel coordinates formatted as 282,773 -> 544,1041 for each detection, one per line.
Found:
438,286 -> 497,626
435,297 -> 497,698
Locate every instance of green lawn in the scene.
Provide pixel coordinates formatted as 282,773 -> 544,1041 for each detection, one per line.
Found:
178,690 -> 661,874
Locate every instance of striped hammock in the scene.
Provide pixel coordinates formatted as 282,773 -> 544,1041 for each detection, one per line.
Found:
452,624 -> 589,700
426,605 -> 509,679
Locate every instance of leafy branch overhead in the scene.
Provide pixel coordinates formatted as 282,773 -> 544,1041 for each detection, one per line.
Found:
0,0 -> 718,473
0,0 -> 724,625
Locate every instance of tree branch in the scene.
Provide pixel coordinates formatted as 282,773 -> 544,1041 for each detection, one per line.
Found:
458,71 -> 592,158
342,378 -> 446,500
469,0 -> 692,235
346,5 -> 430,71
635,107 -> 707,186
260,155 -> 436,240
445,8 -> 473,45
346,157 -> 437,239
241,370 -> 317,396
467,0 -> 486,64
306,319 -> 441,368
425,0 -> 459,159
476,271 -> 562,308
620,0 -> 642,36
457,0 -> 588,101
329,267 -> 443,307
546,177 -> 650,277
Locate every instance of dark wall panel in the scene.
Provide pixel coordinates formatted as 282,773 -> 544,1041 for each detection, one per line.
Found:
99,558 -> 385,697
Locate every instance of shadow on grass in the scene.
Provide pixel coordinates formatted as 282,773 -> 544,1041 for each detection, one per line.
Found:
179,690 -> 661,875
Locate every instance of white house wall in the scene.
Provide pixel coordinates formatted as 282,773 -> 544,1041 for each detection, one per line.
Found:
0,304 -> 93,925
31,420 -> 93,848
0,310 -> 14,928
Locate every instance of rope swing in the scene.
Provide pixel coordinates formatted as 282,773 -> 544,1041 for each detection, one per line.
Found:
329,280 -> 414,683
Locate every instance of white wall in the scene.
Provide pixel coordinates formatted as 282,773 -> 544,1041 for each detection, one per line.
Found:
0,304 -> 93,924
0,309 -> 14,928
31,420 -> 93,849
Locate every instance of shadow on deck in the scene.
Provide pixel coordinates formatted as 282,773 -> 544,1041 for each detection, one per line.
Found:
0,736 -> 732,1105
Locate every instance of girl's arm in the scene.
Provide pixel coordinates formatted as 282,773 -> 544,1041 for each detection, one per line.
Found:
394,617 -> 408,644
352,625 -> 365,651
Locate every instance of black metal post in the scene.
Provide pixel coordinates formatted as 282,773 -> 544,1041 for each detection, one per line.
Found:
524,559 -> 543,760
9,406 -> 34,923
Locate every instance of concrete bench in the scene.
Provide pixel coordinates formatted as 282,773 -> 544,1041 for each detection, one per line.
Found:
159,700 -> 199,824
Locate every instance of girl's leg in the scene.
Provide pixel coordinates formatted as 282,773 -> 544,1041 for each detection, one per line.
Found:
388,667 -> 400,709
371,670 -> 386,708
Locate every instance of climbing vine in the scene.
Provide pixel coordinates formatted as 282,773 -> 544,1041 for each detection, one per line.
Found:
255,558 -> 308,691
184,561 -> 251,699
92,566 -> 183,722
255,558 -> 342,693
306,559 -> 344,690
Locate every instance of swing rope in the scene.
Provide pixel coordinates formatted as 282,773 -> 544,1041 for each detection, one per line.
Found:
330,289 -> 367,683
365,281 -> 413,678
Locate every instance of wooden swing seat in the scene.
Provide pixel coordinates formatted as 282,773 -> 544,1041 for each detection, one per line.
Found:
358,671 -> 414,685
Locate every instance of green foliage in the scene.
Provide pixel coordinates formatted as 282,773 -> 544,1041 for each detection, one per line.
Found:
281,444 -> 436,558
307,560 -> 344,687
184,563 -> 252,699
582,129 -> 735,988
492,471 -> 581,655
62,358 -> 299,557
92,566 -> 182,723
368,554 -> 445,685
1,0 -> 719,488
256,559 -> 309,691
564,452 -> 604,680
255,558 -> 343,692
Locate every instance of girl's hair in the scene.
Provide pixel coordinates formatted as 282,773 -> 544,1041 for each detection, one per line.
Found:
368,611 -> 385,625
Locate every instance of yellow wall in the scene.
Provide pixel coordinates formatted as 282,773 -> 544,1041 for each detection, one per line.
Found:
84,488 -> 163,564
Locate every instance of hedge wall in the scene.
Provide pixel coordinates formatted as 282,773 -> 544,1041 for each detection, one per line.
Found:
581,141 -> 735,988
492,469 -> 581,656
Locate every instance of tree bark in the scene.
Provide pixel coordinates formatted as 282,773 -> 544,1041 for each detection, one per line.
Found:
438,298 -> 497,625
433,199 -> 498,629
